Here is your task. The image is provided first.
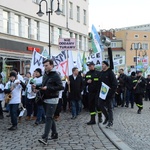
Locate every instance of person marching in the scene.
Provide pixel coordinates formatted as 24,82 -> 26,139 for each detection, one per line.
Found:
85,61 -> 102,125
0,74 -> 4,119
133,71 -> 146,114
98,61 -> 117,128
4,72 -> 26,130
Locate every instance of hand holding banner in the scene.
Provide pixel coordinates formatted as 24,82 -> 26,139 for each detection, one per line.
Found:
99,82 -> 110,100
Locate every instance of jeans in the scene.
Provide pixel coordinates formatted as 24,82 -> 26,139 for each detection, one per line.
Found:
36,105 -> 45,123
71,100 -> 81,117
126,90 -> 134,107
0,101 -> 3,116
9,104 -> 19,126
43,103 -> 57,139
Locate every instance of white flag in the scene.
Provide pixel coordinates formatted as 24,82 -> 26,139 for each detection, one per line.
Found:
99,82 -> 110,100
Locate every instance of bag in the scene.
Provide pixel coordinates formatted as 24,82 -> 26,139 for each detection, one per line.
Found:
35,90 -> 44,104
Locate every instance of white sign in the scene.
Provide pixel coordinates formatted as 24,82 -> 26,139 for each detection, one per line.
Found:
113,56 -> 125,66
58,38 -> 76,50
99,82 -> 110,100
87,52 -> 102,67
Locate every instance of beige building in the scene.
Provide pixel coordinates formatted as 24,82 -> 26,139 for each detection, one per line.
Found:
116,30 -> 150,70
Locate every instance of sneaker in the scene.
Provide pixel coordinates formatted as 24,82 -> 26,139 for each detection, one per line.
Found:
71,116 -> 76,119
38,138 -> 47,145
49,133 -> 58,140
25,116 -> 31,121
8,126 -> 17,131
106,122 -> 113,128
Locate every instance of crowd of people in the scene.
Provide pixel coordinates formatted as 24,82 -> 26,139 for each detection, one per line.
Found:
0,58 -> 149,145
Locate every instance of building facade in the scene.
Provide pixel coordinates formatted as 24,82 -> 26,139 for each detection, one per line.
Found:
116,30 -> 150,71
0,0 -> 89,74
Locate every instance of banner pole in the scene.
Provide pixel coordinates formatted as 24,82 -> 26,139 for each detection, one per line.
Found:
67,50 -> 70,92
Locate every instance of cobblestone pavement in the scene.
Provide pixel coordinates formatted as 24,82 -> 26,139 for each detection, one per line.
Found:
113,101 -> 150,150
0,110 -> 118,150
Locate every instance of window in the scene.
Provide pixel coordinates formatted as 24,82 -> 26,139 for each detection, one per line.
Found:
79,35 -> 82,49
14,14 -> 20,36
75,34 -> 78,49
111,42 -> 116,47
58,28 -> 62,38
84,37 -> 86,51
142,43 -> 148,50
70,32 -> 73,38
25,18 -> 30,38
144,35 -> 148,38
3,11 -> 9,33
69,2 -> 73,19
83,9 -> 86,25
34,20 -> 39,40
134,34 -> 139,38
51,26 -> 54,43
61,0 -> 65,15
116,54 -> 120,57
77,6 -> 80,22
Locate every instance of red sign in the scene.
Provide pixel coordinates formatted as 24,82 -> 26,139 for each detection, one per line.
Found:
27,46 -> 40,52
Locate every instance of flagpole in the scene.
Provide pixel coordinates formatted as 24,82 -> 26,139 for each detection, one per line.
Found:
67,50 -> 70,92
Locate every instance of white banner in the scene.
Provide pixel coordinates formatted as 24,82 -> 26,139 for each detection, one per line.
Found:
29,50 -> 46,75
87,52 -> 102,67
113,56 -> 125,66
99,82 -> 110,100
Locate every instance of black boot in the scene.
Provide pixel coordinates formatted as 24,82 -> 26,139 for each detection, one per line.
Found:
87,115 -> 96,125
50,133 -> 58,140
98,113 -> 103,123
137,108 -> 142,114
103,118 -> 108,125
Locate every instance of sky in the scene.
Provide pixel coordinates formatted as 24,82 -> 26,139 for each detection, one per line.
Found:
89,0 -> 150,31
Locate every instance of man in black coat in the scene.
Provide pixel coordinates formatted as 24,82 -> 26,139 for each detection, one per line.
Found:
66,67 -> 83,119
99,61 -> 117,128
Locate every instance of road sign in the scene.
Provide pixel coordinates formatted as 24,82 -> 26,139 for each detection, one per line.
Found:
58,38 -> 76,50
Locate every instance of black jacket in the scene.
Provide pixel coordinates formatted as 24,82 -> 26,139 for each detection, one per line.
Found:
41,70 -> 64,99
85,69 -> 100,93
133,76 -> 146,94
66,74 -> 83,100
99,68 -> 117,99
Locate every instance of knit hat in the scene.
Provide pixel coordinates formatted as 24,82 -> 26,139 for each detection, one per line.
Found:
10,72 -> 17,78
35,68 -> 42,75
131,71 -> 136,76
102,61 -> 109,66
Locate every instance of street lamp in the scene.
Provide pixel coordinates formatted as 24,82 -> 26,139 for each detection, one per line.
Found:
130,42 -> 142,72
37,0 -> 62,58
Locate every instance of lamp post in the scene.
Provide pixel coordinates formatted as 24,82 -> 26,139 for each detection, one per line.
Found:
130,42 -> 142,72
37,0 -> 62,58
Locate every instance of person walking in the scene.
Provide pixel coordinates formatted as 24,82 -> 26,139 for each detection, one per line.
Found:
38,59 -> 64,145
0,74 -> 4,119
4,72 -> 26,130
133,71 -> 146,114
66,67 -> 83,119
85,62 -> 102,125
98,61 -> 117,128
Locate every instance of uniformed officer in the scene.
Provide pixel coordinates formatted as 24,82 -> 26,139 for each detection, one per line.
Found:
85,61 -> 102,125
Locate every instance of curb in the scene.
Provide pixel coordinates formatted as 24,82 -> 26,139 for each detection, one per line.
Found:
98,124 -> 133,150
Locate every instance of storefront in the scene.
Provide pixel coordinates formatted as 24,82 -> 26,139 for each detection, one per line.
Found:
0,38 -> 43,75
